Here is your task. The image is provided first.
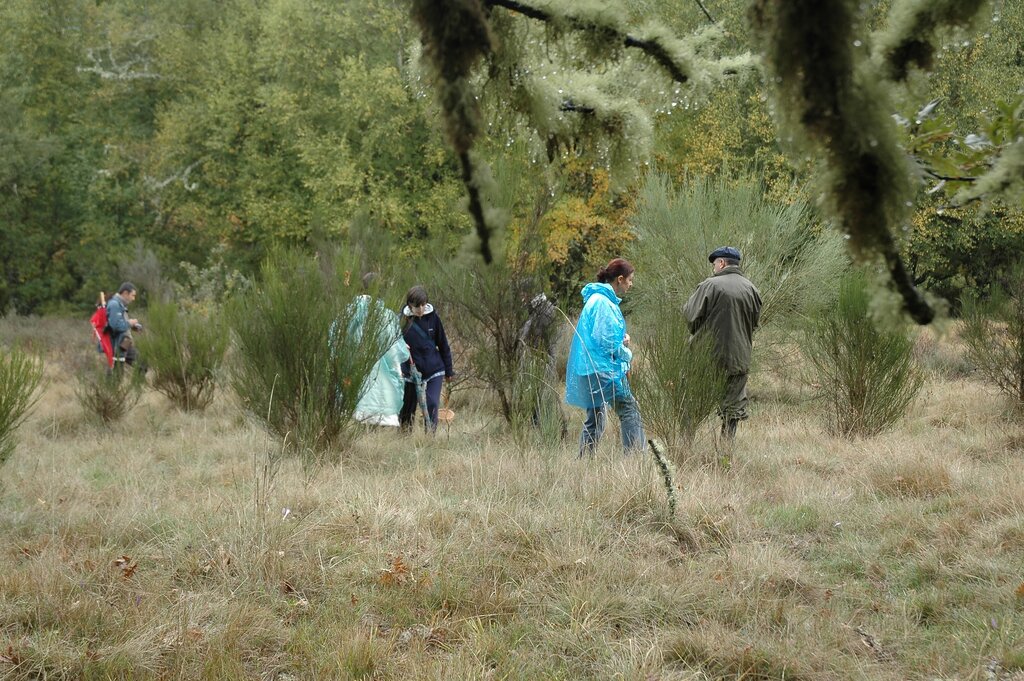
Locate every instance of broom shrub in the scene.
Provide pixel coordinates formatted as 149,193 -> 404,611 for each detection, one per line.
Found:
961,261 -> 1024,414
138,302 -> 228,411
802,270 -> 922,437
73,359 -> 144,424
631,317 -> 727,454
0,346 -> 42,464
227,250 -> 394,465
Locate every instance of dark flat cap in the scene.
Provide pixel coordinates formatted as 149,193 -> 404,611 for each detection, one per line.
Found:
708,246 -> 741,263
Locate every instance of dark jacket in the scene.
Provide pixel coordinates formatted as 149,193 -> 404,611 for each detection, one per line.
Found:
683,266 -> 762,375
401,309 -> 454,380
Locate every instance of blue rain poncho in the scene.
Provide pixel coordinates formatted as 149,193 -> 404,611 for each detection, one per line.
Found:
344,295 -> 410,425
565,283 -> 633,409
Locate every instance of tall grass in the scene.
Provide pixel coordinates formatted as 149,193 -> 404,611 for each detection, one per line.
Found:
138,301 -> 228,411
227,250 -> 394,465
0,346 -> 42,464
802,270 -> 923,437
1,316 -> 1023,679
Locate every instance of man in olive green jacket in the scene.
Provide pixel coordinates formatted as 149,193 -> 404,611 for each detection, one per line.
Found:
683,246 -> 762,440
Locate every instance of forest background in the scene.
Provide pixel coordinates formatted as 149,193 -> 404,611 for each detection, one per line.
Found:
2,0 -> 1023,316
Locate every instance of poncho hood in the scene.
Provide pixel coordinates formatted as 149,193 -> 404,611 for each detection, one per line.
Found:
580,282 -> 620,305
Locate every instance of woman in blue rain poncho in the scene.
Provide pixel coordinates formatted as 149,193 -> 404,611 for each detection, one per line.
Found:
345,276 -> 409,427
565,258 -> 644,457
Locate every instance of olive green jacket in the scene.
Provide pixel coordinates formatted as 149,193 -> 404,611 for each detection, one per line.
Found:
683,266 -> 762,375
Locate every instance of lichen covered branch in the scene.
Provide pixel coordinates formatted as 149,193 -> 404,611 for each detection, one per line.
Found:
751,0 -> 935,324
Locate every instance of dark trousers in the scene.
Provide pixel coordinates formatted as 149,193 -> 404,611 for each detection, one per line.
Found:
399,375 -> 444,432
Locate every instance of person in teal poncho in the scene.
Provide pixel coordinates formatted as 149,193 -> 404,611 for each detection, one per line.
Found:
345,274 -> 409,427
565,258 -> 644,457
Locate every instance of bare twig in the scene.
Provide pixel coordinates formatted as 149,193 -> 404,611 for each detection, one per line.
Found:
78,42 -> 160,81
693,0 -> 715,23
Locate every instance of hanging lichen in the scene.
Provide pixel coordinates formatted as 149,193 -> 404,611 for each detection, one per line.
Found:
411,0 -> 501,262
751,0 -> 936,324
412,0 -> 754,264
956,138 -> 1024,206
872,0 -> 990,82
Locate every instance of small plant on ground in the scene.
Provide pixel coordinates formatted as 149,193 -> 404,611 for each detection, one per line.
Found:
138,301 -> 228,411
648,439 -> 677,519
802,270 -> 923,437
961,261 -> 1024,414
227,250 -> 393,465
0,346 -> 42,465
73,359 -> 144,424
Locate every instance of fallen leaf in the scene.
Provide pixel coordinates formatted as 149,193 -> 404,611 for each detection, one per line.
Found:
112,555 -> 138,579
1016,582 -> 1024,600
379,554 -> 412,587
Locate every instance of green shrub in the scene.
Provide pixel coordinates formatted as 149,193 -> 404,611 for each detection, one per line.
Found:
961,261 -> 1024,413
0,346 -> 42,464
138,302 -> 228,411
227,250 -> 393,465
802,271 -> 923,437
631,316 -> 726,453
74,360 -> 144,424
438,257 -> 565,440
630,172 -> 848,335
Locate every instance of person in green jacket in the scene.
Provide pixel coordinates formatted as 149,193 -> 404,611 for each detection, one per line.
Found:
683,246 -> 762,440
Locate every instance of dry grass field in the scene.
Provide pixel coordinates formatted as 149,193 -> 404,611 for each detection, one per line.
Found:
1,318 -> 1022,680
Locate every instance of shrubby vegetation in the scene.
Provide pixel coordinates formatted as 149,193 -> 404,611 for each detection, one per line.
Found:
227,250 -> 394,465
631,324 -> 725,456
630,172 -> 847,335
73,360 -> 144,425
802,271 -> 923,437
961,261 -> 1024,413
438,250 -> 565,439
138,302 -> 228,411
3,318 -> 1023,679
0,346 -> 42,464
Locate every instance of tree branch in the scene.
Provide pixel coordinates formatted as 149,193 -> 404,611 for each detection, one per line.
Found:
458,151 -> 493,264
693,0 -> 715,23
485,0 -> 690,83
144,162 -> 200,192
923,168 -> 977,183
560,100 -> 596,115
78,43 -> 160,81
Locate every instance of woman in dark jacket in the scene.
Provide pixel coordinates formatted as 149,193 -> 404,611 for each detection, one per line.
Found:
399,285 -> 454,432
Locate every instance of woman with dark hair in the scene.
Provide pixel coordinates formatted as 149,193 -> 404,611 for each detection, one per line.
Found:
565,258 -> 644,456
398,285 -> 454,432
